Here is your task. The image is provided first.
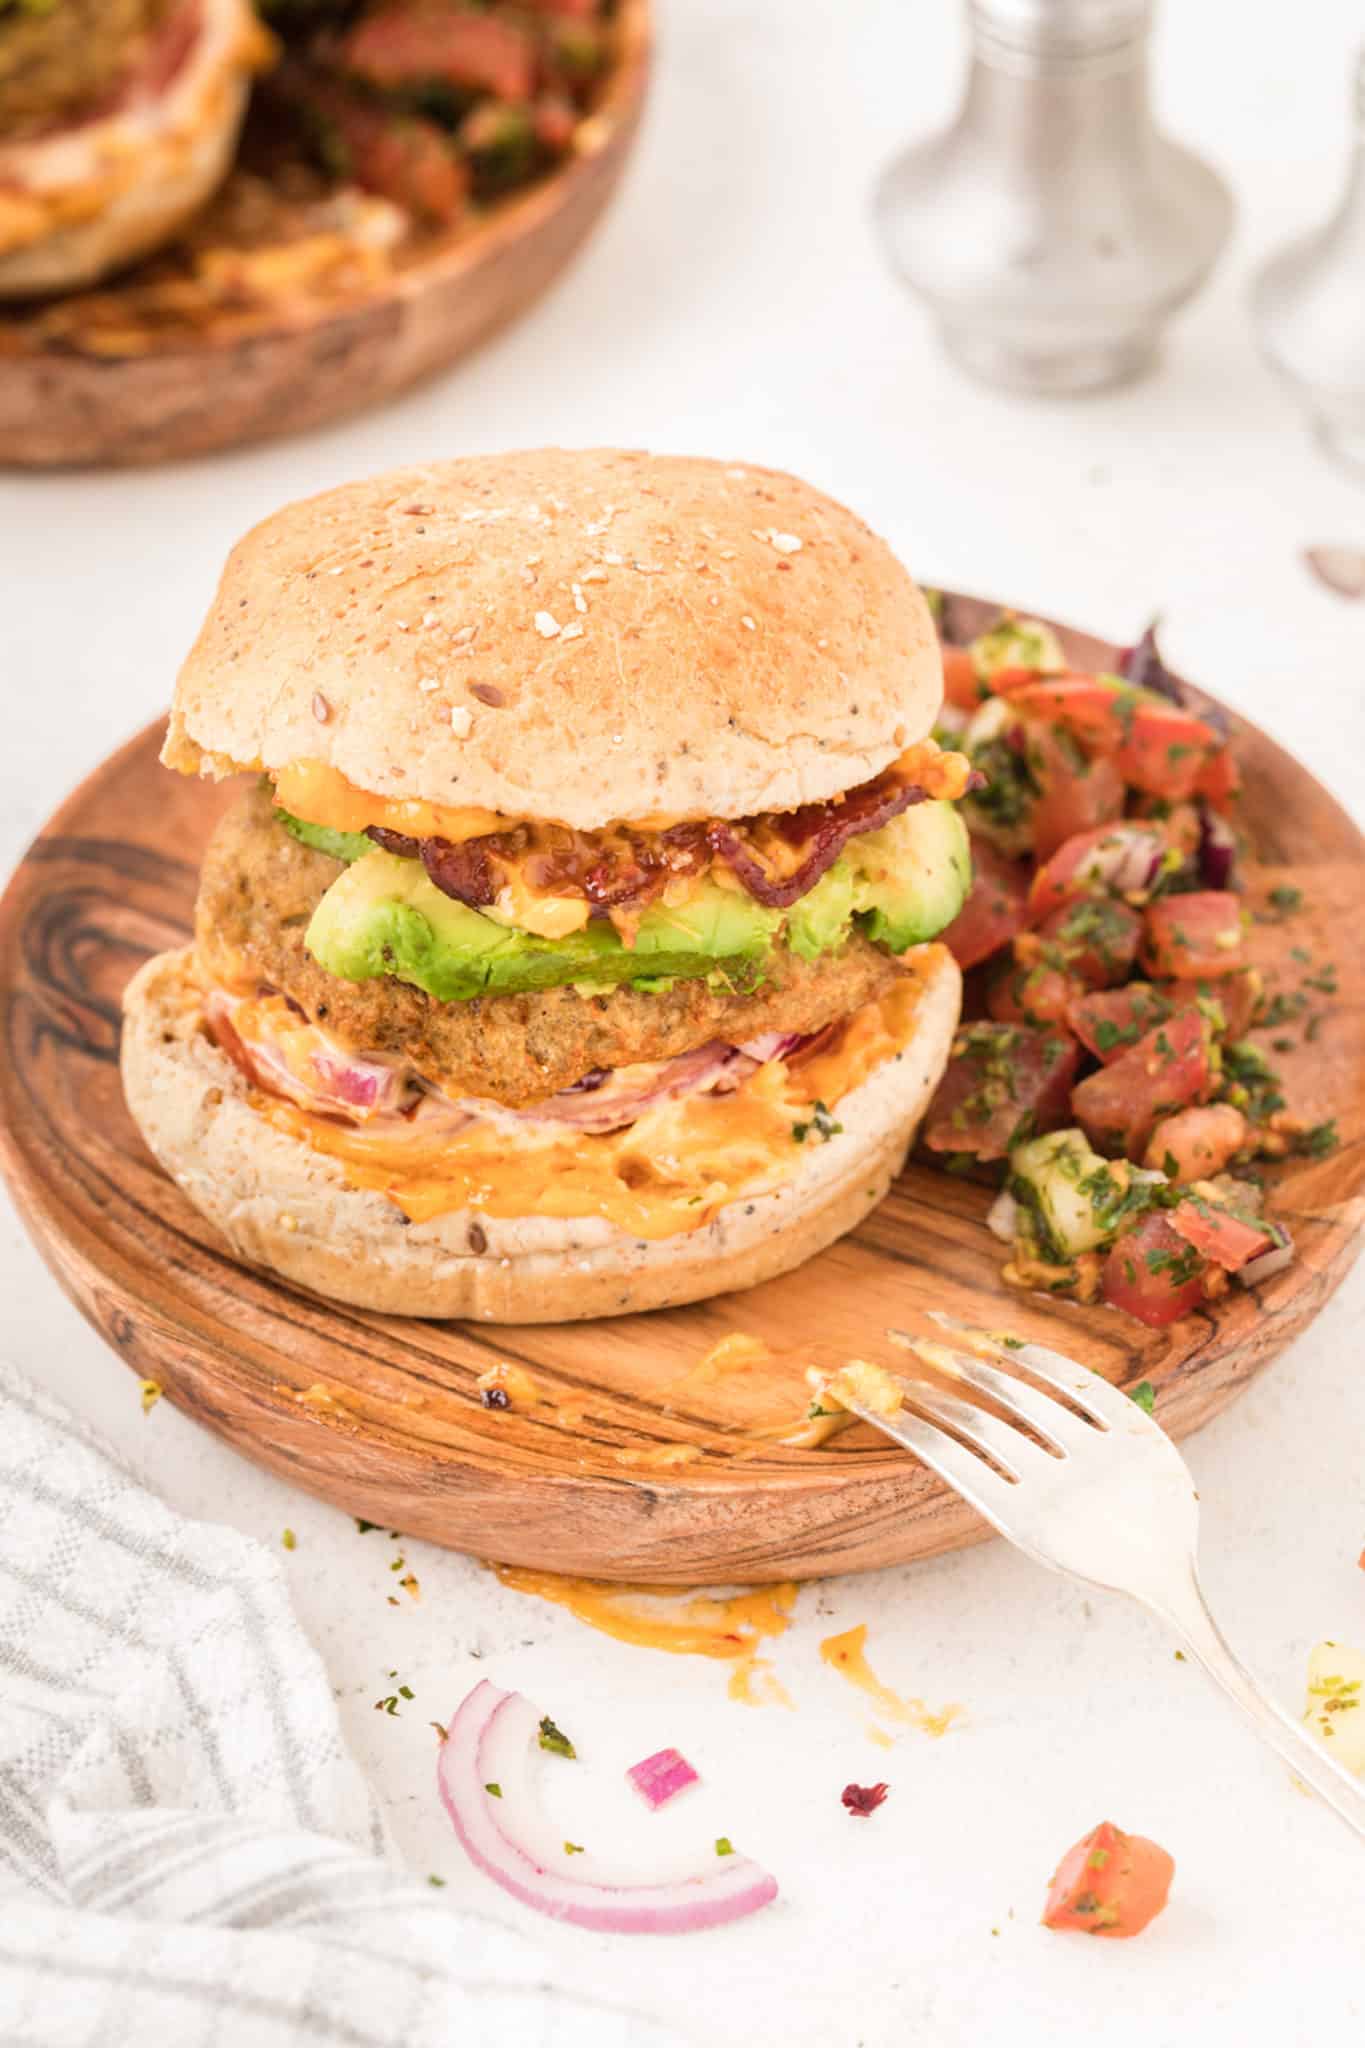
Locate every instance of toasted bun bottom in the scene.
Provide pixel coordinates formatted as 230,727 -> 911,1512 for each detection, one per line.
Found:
120,945 -> 961,1322
0,0 -> 260,299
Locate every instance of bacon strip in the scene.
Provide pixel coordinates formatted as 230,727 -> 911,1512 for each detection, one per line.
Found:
362,750 -> 967,920
708,771 -> 928,909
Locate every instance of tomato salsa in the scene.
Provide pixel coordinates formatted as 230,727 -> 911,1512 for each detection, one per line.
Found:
922,604 -> 1336,1329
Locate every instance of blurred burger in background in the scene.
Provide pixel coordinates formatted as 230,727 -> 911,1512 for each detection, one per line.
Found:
0,0 -> 270,295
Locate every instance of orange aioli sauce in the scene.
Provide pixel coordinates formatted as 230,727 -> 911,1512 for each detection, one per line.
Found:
494,1567 -> 797,1707
819,1623 -> 961,1739
253,971 -> 930,1239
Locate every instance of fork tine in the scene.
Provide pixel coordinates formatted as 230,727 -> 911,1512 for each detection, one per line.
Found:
842,1397 -> 1024,1525
924,1312 -> 1153,1432
902,1337 -> 1100,1454
894,1377 -> 1057,1478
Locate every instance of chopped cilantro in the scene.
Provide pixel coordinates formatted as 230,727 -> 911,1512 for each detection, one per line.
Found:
484,1782 -> 502,1797
1296,1120 -> 1339,1159
715,1837 -> 735,1857
354,1519 -> 381,1533
792,1101 -> 843,1145
428,1874 -> 446,1887
1268,885 -> 1302,914
538,1715 -> 577,1760
1129,1381 -> 1156,1415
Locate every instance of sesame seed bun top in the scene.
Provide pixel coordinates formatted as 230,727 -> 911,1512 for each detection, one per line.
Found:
163,448 -> 943,829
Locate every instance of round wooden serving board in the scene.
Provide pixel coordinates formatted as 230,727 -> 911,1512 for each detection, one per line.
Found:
0,4 -> 649,469
2,595 -> 1363,1583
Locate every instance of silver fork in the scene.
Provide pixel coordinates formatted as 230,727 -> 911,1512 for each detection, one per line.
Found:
838,1313 -> 1365,1842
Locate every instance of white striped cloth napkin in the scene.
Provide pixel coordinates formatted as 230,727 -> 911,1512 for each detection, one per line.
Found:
0,1360 -> 682,2047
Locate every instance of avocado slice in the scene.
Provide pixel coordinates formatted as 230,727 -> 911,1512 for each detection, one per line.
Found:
276,806 -> 373,865
305,849 -> 781,1002
853,800 -> 972,952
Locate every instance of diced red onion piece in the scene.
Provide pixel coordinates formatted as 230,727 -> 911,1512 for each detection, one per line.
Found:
1197,802 -> 1238,890
626,1748 -> 700,1810
986,1188 -> 1018,1243
437,1682 -> 777,1934
1236,1232 -> 1295,1287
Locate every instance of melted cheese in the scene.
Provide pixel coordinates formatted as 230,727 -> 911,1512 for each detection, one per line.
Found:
270,740 -> 971,847
254,975 -> 927,1238
273,760 -> 510,844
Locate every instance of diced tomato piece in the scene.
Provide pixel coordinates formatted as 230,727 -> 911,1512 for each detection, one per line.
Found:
344,9 -> 537,100
989,663 -> 1047,695
1194,744 -> 1241,814
1116,705 -> 1220,800
941,839 -> 1029,970
1141,891 -> 1245,979
1067,983 -> 1173,1063
311,93 -> 469,224
1071,1006 -> 1214,1156
1160,969 -> 1259,1040
941,644 -> 981,712
1028,823 -> 1165,922
1023,718 -> 1126,861
1037,897 -> 1142,989
1102,1214 -> 1208,1327
1009,674 -> 1129,752
988,961 -> 1082,1030
1169,1195 -> 1276,1271
923,1024 -> 1081,1162
1144,1104 -> 1249,1183
1043,1820 -> 1175,1936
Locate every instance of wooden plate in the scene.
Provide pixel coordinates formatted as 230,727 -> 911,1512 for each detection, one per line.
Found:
2,594 -> 1363,1583
0,3 -> 649,469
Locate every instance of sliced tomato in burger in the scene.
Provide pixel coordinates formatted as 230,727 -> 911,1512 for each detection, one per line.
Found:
922,1024 -> 1081,1162
1102,1214 -> 1208,1327
1140,891 -> 1246,979
1067,983 -> 1174,1063
1023,719 -> 1126,862
941,839 -> 1029,970
1071,1005 -> 1214,1156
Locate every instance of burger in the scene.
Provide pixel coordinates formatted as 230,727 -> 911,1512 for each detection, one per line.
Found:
121,449 -> 972,1322
0,0 -> 269,299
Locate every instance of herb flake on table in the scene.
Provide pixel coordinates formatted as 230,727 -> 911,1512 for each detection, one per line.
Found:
538,1715 -> 576,1759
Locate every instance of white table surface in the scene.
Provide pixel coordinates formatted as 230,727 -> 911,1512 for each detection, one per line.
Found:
3,2 -> 1364,2041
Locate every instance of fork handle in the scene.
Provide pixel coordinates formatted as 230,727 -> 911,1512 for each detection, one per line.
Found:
1154,1572 -> 1365,1843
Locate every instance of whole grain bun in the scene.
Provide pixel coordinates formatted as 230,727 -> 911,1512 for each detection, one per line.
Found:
164,450 -> 942,830
0,0 -> 266,301
121,943 -> 961,1322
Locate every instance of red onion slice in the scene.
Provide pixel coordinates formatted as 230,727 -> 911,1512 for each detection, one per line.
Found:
437,1683 -> 778,1934
626,1748 -> 700,1810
